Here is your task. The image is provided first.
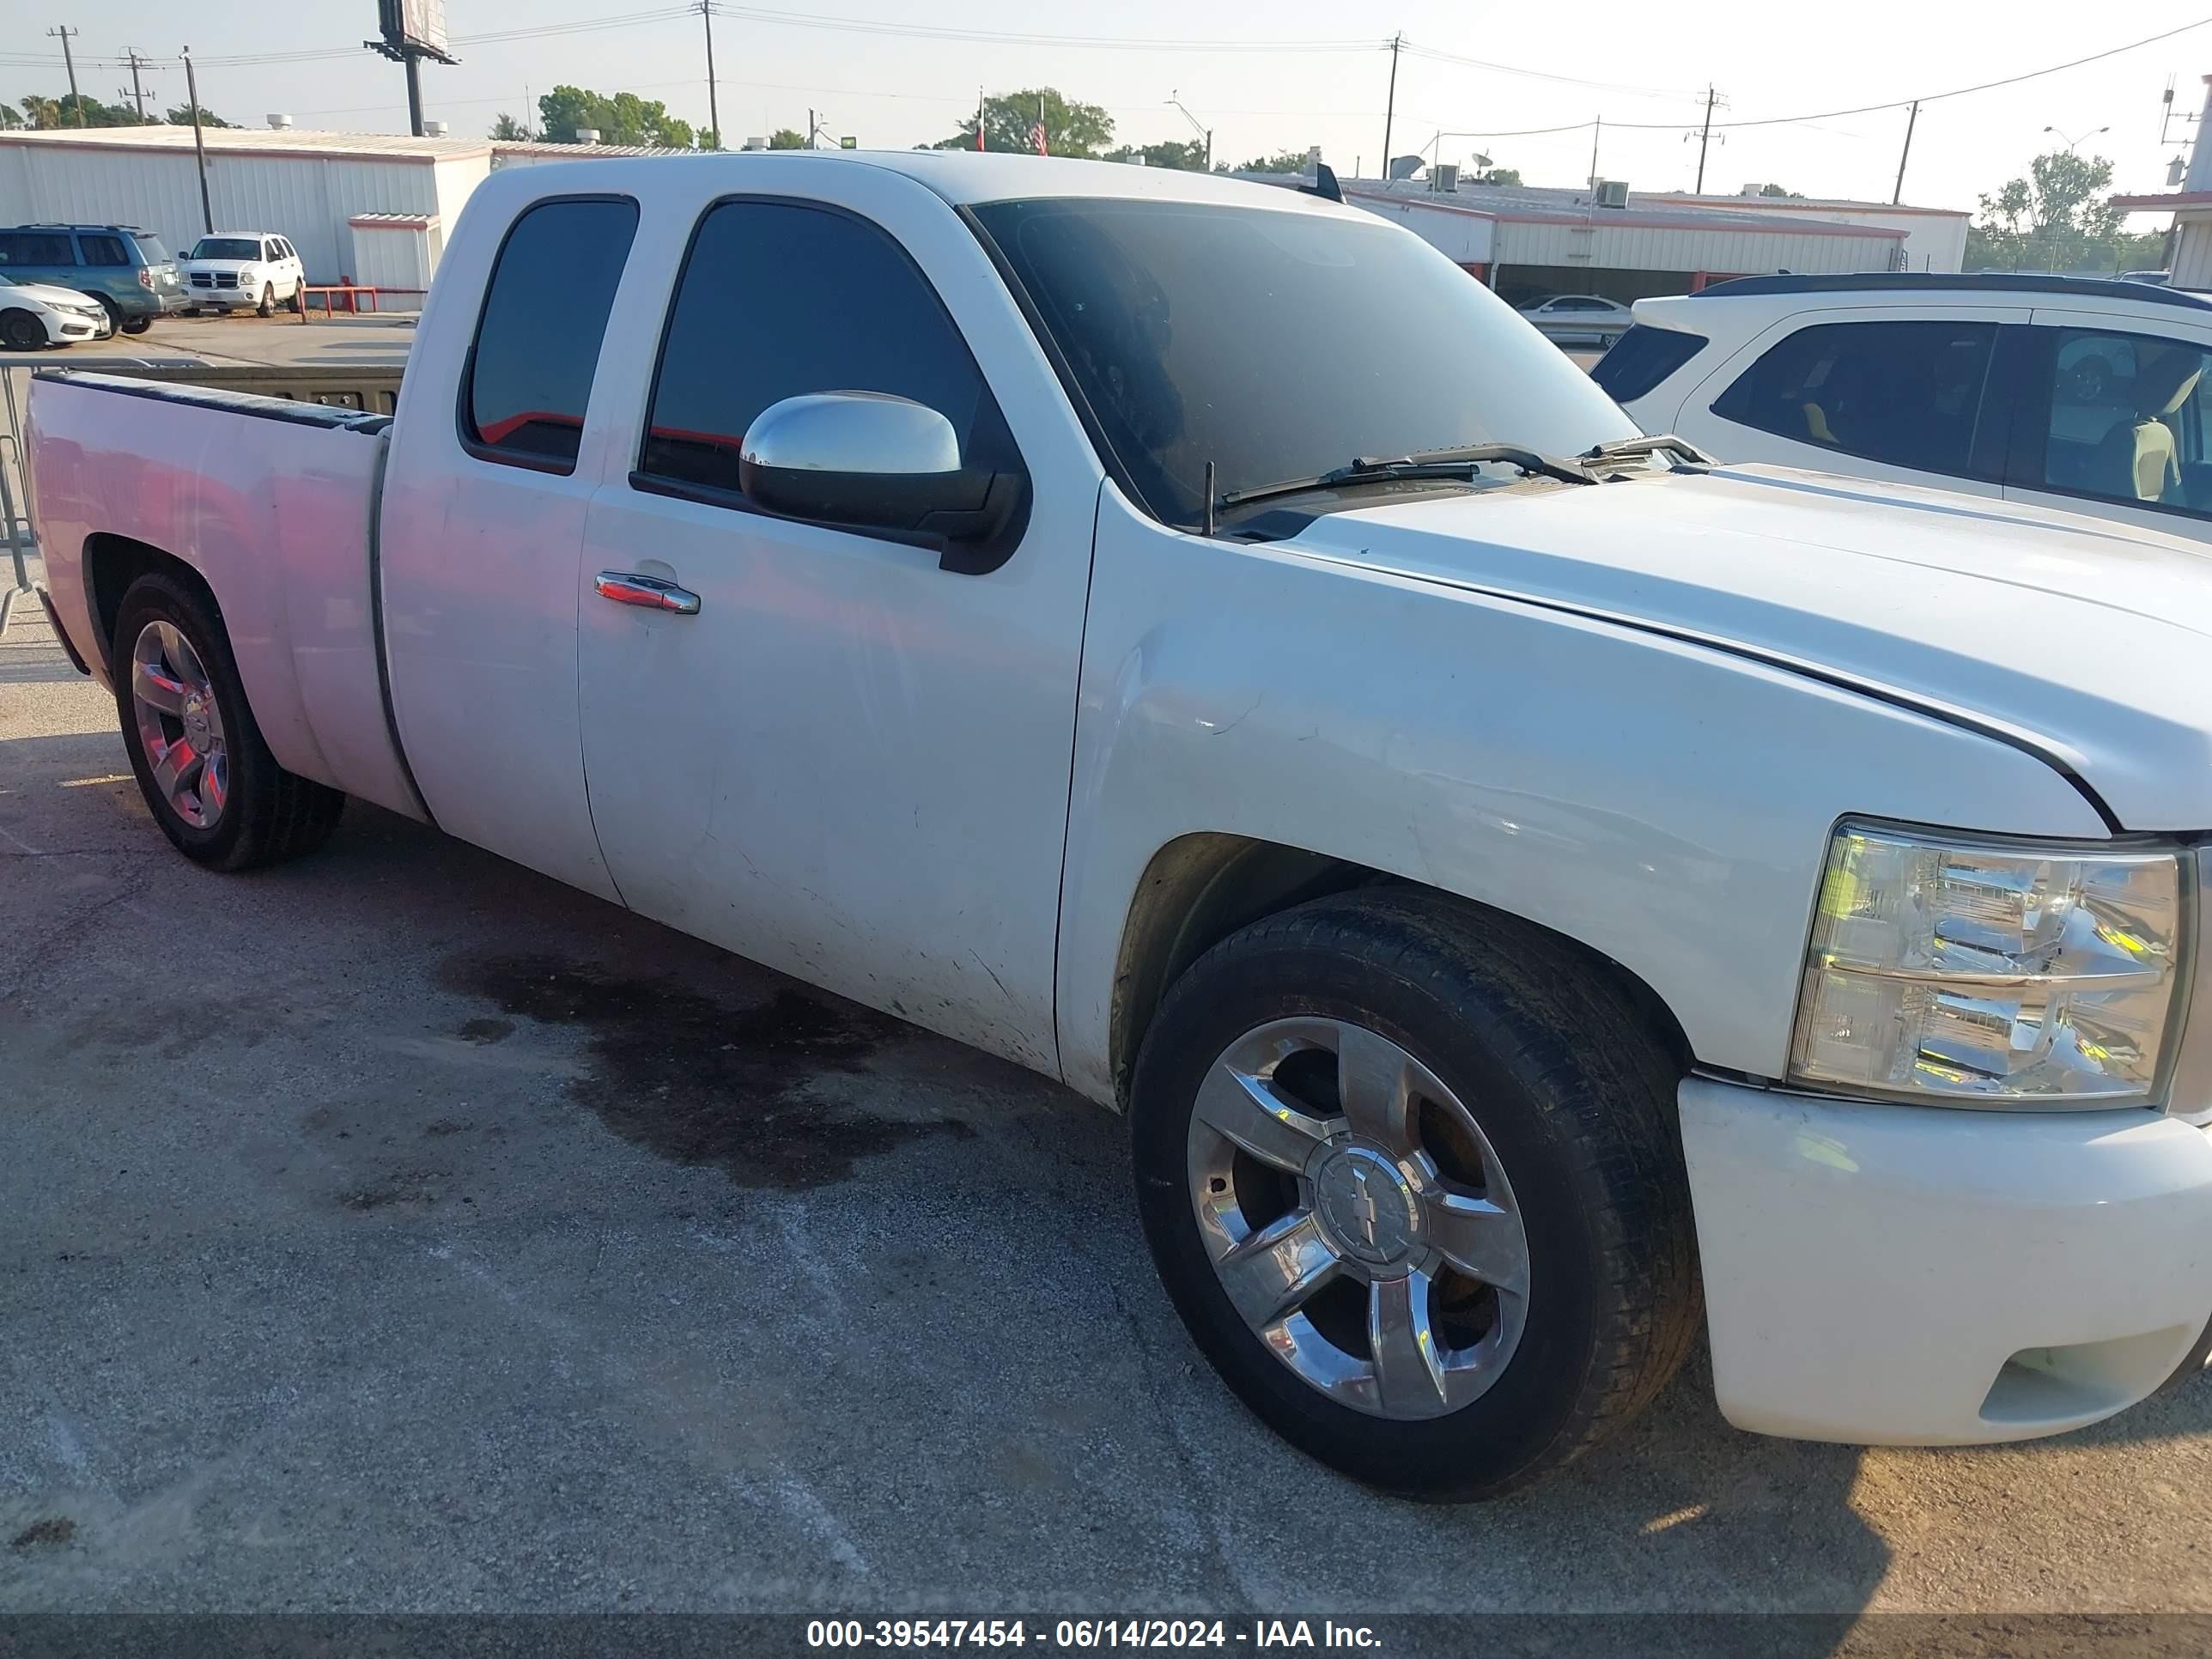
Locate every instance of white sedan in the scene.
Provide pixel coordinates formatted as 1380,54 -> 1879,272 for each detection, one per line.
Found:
0,274 -> 114,349
1516,293 -> 1632,344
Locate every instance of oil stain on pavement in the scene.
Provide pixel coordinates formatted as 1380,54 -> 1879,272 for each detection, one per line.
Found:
443,955 -> 973,1190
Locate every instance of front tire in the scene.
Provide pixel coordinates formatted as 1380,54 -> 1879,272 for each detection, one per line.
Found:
257,284 -> 275,318
112,571 -> 345,871
0,308 -> 48,351
1130,890 -> 1700,1500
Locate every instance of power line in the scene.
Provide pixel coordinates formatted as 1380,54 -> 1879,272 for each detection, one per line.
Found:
704,3 -> 1378,53
1398,40 -> 1704,102
1443,15 -> 2212,138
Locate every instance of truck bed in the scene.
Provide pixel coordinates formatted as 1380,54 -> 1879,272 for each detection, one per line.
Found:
27,370 -> 423,822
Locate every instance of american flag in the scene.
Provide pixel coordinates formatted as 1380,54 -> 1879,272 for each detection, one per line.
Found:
1030,98 -> 1048,156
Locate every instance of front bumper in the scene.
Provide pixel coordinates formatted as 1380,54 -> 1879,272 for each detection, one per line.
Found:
1680,1076 -> 2212,1444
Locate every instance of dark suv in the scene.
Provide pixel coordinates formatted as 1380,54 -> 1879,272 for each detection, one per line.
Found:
0,224 -> 184,334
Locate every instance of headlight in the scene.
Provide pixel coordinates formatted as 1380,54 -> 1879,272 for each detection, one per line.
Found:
1790,820 -> 2189,1106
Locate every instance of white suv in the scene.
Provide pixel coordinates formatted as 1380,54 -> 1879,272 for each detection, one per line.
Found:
1598,273 -> 2212,545
182,232 -> 306,317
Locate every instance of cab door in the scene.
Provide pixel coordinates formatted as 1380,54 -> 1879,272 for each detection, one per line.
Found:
1674,306 -> 2029,495
1998,308 -> 2212,544
378,194 -> 643,899
572,172 -> 1103,1073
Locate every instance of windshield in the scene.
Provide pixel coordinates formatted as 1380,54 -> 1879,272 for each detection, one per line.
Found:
970,197 -> 1638,527
190,237 -> 258,262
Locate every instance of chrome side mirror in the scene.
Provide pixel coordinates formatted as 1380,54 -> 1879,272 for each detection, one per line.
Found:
738,392 -> 1017,556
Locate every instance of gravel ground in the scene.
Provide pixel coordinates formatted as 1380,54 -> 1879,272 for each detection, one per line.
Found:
3,586 -> 2210,1620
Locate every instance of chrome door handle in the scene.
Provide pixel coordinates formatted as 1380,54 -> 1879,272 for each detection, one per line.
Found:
595,571 -> 700,615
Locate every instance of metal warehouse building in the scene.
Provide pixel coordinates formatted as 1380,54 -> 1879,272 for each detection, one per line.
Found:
1325,177 -> 1915,305
0,125 -> 683,289
0,125 -> 500,287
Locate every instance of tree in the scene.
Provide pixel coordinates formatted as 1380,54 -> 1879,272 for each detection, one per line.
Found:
1966,149 -> 2145,272
931,88 -> 1112,158
489,112 -> 532,141
1104,137 -> 1207,171
1234,148 -> 1312,173
18,92 -> 145,127
537,85 -> 695,148
1756,182 -> 1802,198
769,127 -> 806,149
0,103 -> 21,131
698,129 -> 719,151
163,101 -> 232,128
1472,166 -> 1522,186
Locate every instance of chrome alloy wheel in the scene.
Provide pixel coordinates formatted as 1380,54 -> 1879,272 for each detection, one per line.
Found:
1186,1018 -> 1530,1420
130,619 -> 228,829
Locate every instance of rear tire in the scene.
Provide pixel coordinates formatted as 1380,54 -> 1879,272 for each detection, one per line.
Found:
119,315 -> 152,336
1130,889 -> 1701,1500
112,571 -> 345,871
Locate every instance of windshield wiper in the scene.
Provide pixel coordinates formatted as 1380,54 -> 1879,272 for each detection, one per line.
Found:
1216,442 -> 1598,515
1581,434 -> 1713,469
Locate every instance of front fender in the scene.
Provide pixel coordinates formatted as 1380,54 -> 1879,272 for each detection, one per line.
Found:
1053,483 -> 2107,1106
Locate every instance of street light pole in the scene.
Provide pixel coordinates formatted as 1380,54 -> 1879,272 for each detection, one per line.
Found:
2044,124 -> 2112,155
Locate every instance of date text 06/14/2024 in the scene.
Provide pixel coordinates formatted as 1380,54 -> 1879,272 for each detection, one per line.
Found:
804,1620 -> 1384,1649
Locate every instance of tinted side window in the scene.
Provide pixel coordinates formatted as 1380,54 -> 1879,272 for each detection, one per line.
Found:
2032,328 -> 2212,517
78,234 -> 128,266
1712,319 -> 1997,477
0,232 -> 78,265
640,200 -> 1006,493
1590,325 -> 1709,404
463,197 -> 639,469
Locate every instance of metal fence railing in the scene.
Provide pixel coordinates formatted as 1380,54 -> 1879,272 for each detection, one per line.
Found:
0,367 -> 36,637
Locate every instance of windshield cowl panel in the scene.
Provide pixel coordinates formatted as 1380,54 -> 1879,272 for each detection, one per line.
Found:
969,195 -> 1638,530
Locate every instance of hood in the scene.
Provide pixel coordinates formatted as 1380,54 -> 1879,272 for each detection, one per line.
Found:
1298,464 -> 2212,830
3,282 -> 104,311
184,259 -> 261,272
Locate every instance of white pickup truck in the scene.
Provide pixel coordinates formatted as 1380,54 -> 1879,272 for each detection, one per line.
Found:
26,152 -> 2212,1501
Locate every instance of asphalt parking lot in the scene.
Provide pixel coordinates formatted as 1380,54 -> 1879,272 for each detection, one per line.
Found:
4,547 -> 2212,1621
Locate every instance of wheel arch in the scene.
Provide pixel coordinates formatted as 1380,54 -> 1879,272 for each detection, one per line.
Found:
1107,831 -> 1694,1111
83,532 -> 223,677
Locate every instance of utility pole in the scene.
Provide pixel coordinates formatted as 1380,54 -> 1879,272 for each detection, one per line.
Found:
1380,32 -> 1401,181
1589,115 -> 1602,188
1892,99 -> 1919,204
699,2 -> 720,149
1694,84 -> 1717,192
122,50 -> 151,123
48,26 -> 82,125
182,48 -> 212,234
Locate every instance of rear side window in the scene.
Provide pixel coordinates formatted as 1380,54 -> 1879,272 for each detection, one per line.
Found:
0,231 -> 77,265
1590,325 -> 1708,404
462,197 -> 639,471
638,199 -> 1007,495
77,234 -> 129,267
1711,319 -> 1998,477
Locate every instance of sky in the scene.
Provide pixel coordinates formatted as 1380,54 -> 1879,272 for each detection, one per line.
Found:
9,2 -> 2211,220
